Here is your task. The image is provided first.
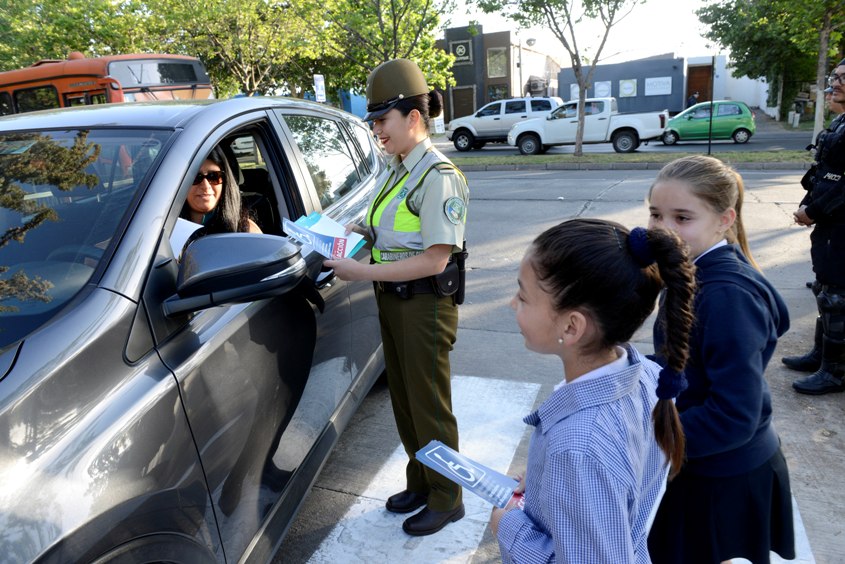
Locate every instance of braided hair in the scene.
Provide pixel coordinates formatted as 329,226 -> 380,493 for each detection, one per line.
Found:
528,218 -> 695,476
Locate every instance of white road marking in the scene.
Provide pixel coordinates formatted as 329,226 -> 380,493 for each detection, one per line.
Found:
306,375 -> 541,563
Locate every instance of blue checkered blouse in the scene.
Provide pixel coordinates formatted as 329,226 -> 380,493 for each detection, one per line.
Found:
497,345 -> 668,563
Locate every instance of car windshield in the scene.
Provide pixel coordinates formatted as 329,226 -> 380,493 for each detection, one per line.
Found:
0,128 -> 172,347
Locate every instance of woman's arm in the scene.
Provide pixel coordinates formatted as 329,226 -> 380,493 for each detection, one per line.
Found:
324,243 -> 452,282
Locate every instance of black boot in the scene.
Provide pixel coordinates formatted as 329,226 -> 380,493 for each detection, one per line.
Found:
782,317 -> 822,372
793,337 -> 845,395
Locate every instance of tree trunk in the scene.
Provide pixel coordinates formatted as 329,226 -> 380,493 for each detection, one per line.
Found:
812,8 -> 832,140
574,64 -> 585,157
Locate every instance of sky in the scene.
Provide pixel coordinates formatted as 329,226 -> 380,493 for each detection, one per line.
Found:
442,0 -> 718,65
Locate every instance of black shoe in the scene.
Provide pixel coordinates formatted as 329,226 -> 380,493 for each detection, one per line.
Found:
402,505 -> 465,536
792,370 -> 845,395
385,490 -> 428,514
782,351 -> 822,372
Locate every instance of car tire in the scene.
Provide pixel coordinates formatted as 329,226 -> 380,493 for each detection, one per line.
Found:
662,130 -> 679,145
732,128 -> 751,144
453,130 -> 474,152
518,134 -> 541,155
472,141 -> 486,150
611,130 -> 638,153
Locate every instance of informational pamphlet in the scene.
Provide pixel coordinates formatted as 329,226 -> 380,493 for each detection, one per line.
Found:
283,212 -> 365,259
415,440 -> 520,508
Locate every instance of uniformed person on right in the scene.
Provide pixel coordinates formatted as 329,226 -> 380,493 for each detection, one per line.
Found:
325,58 -> 468,536
787,57 -> 845,395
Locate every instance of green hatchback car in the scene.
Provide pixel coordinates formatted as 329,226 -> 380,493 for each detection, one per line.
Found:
662,100 -> 756,145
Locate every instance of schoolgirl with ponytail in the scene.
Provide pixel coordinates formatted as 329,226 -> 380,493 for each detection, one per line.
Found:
490,218 -> 695,563
646,155 -> 796,563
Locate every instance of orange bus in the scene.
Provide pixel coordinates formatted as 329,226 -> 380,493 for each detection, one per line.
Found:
0,52 -> 214,116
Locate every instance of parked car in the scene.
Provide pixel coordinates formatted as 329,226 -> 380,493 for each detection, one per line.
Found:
446,96 -> 564,151
0,97 -> 386,563
662,100 -> 756,145
507,97 -> 669,154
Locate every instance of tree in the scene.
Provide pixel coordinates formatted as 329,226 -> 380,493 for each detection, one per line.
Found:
472,0 -> 640,156
697,0 -> 843,136
288,0 -> 457,97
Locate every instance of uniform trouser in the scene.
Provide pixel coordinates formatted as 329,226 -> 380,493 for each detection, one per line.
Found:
376,289 -> 462,512
817,287 -> 845,343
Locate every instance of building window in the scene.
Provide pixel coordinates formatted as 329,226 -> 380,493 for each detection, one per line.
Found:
487,47 -> 507,78
487,85 -> 508,101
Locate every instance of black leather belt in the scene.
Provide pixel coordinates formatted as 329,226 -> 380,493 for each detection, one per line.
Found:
375,278 -> 434,295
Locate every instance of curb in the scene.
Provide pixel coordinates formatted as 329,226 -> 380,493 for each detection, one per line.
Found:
456,161 -> 813,172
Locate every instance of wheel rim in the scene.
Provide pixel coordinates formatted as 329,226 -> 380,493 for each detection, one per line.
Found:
521,137 -> 537,154
734,130 -> 749,143
664,132 -> 677,144
456,136 -> 469,149
616,135 -> 634,151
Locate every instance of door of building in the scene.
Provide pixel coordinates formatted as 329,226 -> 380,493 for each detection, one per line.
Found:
687,66 -> 712,103
451,86 -> 475,120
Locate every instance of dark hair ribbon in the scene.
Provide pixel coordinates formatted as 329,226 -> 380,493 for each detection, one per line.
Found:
656,366 -> 688,400
627,227 -> 655,267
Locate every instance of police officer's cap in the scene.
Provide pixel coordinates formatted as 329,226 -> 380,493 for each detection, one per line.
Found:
364,59 -> 430,121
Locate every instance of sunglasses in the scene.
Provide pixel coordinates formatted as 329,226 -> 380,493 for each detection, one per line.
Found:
192,170 -> 225,185
828,73 -> 845,87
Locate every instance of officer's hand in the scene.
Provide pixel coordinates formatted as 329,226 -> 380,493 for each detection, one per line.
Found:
794,206 -> 814,227
324,258 -> 367,281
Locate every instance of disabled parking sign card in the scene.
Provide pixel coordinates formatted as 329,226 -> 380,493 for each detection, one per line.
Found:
415,440 -> 519,508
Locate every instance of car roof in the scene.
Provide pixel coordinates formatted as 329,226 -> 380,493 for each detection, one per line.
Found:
0,96 -> 360,132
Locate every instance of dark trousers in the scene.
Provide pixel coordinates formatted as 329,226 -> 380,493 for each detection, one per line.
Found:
376,289 -> 462,511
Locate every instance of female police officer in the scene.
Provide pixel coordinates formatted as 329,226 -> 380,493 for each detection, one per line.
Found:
788,58 -> 845,395
325,59 -> 468,536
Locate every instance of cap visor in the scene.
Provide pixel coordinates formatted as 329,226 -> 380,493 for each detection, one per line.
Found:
363,100 -> 399,121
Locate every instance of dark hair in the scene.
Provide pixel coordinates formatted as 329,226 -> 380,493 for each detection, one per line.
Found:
180,146 -> 251,234
394,90 -> 443,131
528,218 -> 695,477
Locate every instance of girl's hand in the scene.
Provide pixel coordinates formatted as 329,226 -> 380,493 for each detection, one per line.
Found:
324,258 -> 367,281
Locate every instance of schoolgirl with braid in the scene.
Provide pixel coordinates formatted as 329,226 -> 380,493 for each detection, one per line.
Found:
646,156 -> 795,564
490,218 -> 695,563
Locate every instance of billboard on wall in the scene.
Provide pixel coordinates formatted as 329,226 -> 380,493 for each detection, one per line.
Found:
451,40 -> 473,65
645,76 -> 672,96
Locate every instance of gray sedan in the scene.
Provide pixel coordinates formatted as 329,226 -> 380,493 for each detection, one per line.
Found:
0,97 -> 385,563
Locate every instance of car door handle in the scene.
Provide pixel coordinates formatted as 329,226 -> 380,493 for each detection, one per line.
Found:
598,117 -> 607,120
493,117 -> 500,120
316,269 -> 336,289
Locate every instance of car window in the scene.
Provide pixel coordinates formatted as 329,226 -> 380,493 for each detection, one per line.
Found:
349,121 -> 377,174
531,100 -> 552,112
14,86 -> 60,113
0,92 -> 12,116
585,102 -> 604,115
717,104 -> 742,116
564,104 -> 577,118
505,101 -> 526,114
283,114 -> 361,209
0,128 -> 172,346
477,103 -> 501,117
692,105 -> 712,119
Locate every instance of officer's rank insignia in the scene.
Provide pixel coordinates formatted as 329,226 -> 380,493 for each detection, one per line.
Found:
444,197 -> 466,225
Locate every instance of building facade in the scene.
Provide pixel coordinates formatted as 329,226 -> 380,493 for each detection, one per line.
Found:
440,26 -> 561,122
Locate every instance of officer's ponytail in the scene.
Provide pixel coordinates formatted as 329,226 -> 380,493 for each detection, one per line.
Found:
395,90 -> 443,132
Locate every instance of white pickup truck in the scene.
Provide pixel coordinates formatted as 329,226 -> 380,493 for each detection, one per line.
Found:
507,97 -> 669,154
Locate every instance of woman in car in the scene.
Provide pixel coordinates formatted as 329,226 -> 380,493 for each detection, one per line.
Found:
181,146 -> 262,234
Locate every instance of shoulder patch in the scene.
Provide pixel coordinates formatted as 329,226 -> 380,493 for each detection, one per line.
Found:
434,163 -> 456,175
444,196 -> 467,225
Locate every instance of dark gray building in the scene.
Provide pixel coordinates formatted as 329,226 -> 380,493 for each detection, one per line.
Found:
557,54 -> 687,114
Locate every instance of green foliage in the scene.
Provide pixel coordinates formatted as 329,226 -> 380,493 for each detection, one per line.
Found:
288,0 -> 457,96
697,0 -> 843,119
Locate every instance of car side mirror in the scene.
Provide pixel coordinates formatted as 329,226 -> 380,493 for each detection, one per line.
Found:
163,233 -> 306,317
686,114 -> 694,120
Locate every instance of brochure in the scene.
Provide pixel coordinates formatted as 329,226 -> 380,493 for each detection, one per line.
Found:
415,440 -> 520,508
283,212 -> 365,259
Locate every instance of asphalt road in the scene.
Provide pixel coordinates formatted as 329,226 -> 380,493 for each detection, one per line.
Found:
279,168 -> 841,563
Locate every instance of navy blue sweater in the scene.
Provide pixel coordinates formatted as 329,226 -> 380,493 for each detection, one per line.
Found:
654,245 -> 789,477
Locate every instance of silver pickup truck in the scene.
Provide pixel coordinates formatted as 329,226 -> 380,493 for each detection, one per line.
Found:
507,97 -> 669,154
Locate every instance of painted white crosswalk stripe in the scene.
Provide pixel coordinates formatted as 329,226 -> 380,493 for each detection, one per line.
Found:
306,375 -> 541,563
